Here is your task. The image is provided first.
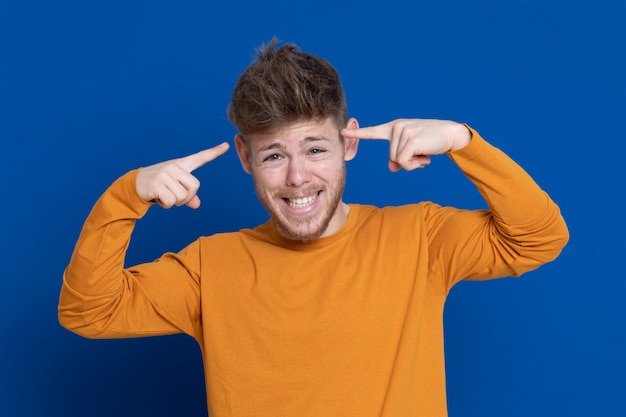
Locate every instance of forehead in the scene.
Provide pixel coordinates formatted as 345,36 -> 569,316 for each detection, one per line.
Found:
245,118 -> 341,150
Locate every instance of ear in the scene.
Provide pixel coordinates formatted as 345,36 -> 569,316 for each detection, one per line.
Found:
234,134 -> 253,174
343,118 -> 359,161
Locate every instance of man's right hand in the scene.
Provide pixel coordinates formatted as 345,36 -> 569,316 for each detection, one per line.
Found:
136,142 -> 230,209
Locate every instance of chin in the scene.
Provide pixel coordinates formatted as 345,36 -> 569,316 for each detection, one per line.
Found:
275,222 -> 327,242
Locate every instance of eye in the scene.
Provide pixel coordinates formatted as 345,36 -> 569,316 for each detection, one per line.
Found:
263,153 -> 282,162
309,148 -> 326,155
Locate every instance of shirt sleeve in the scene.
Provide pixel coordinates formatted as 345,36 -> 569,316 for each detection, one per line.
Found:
58,169 -> 203,340
426,126 -> 569,291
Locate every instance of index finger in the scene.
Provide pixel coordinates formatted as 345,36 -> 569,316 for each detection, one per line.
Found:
179,142 -> 230,172
341,122 -> 393,140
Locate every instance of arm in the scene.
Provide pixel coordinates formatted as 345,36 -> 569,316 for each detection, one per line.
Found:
58,143 -> 230,339
342,119 -> 569,286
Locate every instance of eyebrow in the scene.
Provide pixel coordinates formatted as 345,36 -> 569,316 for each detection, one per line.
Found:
258,142 -> 285,152
257,136 -> 330,152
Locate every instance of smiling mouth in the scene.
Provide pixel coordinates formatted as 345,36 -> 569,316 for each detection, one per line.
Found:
283,191 -> 321,209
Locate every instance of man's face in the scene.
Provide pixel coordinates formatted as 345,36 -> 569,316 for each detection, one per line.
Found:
235,117 -> 359,242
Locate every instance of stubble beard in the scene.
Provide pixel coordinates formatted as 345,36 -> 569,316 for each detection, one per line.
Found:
254,166 -> 346,243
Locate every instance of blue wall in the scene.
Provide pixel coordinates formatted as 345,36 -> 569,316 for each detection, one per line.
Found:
1,1 -> 624,416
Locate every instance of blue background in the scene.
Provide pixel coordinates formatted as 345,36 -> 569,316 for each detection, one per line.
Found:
1,0 -> 624,416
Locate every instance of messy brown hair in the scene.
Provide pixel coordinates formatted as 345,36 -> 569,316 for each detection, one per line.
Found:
227,38 -> 347,135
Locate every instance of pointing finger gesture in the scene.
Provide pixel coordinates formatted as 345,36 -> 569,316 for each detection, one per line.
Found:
342,119 -> 471,172
136,142 -> 230,209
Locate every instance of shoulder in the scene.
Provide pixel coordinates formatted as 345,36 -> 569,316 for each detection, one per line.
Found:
351,202 -> 441,220
349,203 -> 444,233
196,221 -> 274,250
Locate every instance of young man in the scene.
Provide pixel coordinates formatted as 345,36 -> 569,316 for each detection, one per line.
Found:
59,40 -> 569,416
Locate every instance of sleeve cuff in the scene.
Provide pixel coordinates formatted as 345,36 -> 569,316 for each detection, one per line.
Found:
106,169 -> 154,218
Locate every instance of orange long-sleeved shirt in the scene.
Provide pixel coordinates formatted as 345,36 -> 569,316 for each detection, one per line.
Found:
59,129 -> 568,416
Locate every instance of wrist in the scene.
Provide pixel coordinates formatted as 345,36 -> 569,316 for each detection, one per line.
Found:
449,123 -> 472,152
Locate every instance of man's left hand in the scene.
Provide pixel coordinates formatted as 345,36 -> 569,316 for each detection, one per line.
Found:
341,119 -> 471,172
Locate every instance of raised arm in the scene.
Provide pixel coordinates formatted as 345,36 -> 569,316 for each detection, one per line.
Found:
343,119 -> 569,286
58,142 -> 230,339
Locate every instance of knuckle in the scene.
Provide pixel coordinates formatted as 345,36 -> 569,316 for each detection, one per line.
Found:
390,123 -> 403,138
160,197 -> 174,209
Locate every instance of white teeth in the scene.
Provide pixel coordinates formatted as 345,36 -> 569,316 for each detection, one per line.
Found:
287,194 -> 318,209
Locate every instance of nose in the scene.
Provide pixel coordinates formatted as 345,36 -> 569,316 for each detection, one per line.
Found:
286,157 -> 311,187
